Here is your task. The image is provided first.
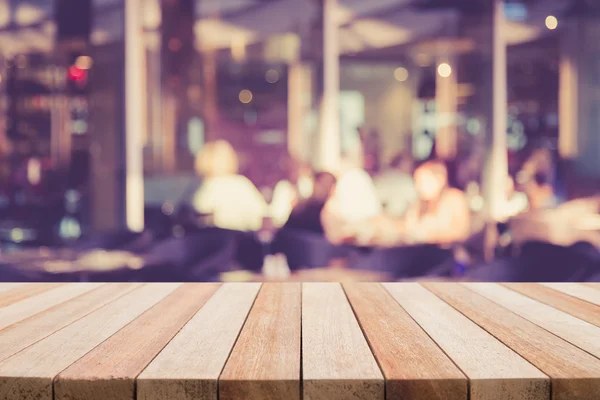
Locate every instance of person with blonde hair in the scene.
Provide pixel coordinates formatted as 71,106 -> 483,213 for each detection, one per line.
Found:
192,140 -> 267,231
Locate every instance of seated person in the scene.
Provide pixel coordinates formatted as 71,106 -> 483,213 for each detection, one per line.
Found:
404,160 -> 470,245
192,140 -> 267,231
320,158 -> 384,245
374,153 -> 417,217
283,171 -> 336,234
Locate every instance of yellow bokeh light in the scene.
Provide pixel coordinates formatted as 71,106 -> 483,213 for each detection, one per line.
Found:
545,15 -> 558,30
394,67 -> 409,82
75,56 -> 94,70
437,63 -> 452,78
239,89 -> 253,104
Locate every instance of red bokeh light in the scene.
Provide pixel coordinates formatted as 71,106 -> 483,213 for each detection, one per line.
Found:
68,66 -> 87,82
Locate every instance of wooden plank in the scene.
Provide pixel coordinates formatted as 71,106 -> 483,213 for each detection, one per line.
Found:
540,283 -> 600,306
137,283 -> 261,400
219,283 -> 301,400
465,283 -> 600,359
0,283 -> 139,362
344,283 -> 467,400
424,283 -> 600,400
384,283 -> 549,400
0,283 -> 103,331
504,283 -> 600,328
0,283 -> 180,400
0,283 -> 25,293
584,283 -> 600,289
302,283 -> 384,400
0,283 -> 63,308
54,283 -> 221,400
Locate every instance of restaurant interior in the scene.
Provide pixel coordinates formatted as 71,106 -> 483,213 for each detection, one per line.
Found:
0,0 -> 599,282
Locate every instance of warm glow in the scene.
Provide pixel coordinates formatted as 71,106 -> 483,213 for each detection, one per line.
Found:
75,56 -> 93,70
239,89 -> 253,104
394,67 -> 408,82
265,69 -> 280,83
437,63 -> 452,78
545,15 -> 558,30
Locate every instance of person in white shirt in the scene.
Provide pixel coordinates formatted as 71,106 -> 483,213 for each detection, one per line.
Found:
192,140 -> 267,232
320,155 -> 384,245
374,154 -> 417,218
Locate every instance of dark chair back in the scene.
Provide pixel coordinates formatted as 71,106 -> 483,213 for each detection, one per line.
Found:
271,229 -> 350,270
348,244 -> 454,279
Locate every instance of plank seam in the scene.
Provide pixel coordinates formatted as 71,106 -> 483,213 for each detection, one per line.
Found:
216,283 -> 263,400
382,283 -> 471,400
1,284 -> 140,363
422,283 -> 556,393
462,283 -> 600,362
341,283 -> 387,400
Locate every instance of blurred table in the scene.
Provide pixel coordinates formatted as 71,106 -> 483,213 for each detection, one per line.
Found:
1,282 -> 600,399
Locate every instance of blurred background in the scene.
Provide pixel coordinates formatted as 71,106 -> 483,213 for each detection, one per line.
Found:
0,0 -> 599,282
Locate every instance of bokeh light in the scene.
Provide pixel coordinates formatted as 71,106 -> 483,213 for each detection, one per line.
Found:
265,69 -> 279,83
437,63 -> 452,78
239,89 -> 253,104
394,67 -> 409,82
545,15 -> 558,30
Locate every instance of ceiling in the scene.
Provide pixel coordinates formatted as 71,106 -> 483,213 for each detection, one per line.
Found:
0,0 -> 573,59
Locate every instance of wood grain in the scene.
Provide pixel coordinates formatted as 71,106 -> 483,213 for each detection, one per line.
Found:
0,283 -> 25,293
465,283 -> 600,359
504,283 -> 600,327
54,283 -> 220,400
344,283 -> 467,400
0,283 -> 138,362
0,283 -> 63,308
384,283 -> 549,400
0,283 -> 179,400
540,283 -> 600,306
219,283 -> 301,400
424,282 -> 600,400
137,283 -> 261,400
0,283 -> 102,331
302,283 -> 384,400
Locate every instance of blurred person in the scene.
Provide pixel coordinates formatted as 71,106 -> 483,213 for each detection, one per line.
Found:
497,175 -> 529,221
404,160 -> 470,245
282,171 -> 336,234
270,160 -> 314,227
374,153 -> 417,218
192,140 -> 267,231
320,153 -> 384,245
520,171 -> 557,210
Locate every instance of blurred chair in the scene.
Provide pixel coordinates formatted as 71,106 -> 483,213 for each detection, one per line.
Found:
466,240 -> 600,282
348,244 -> 454,279
271,228 -> 351,270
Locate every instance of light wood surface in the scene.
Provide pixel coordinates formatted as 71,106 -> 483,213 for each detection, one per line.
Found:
137,283 -> 261,400
344,283 -> 467,400
2,282 -> 600,400
385,283 -> 549,400
424,282 -> 600,400
0,283 -> 179,400
0,283 -> 138,362
540,283 -> 600,306
0,283 -> 102,331
55,284 -> 220,400
0,283 -> 63,308
219,283 -> 301,400
504,283 -> 600,327
465,283 -> 600,359
302,283 -> 384,400
0,283 -> 25,293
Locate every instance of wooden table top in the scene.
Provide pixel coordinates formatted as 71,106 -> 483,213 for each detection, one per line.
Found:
1,282 -> 600,400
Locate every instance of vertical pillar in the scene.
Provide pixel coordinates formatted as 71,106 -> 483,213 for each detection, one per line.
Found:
317,0 -> 341,173
482,0 -> 508,221
124,0 -> 146,232
435,56 -> 458,159
288,63 -> 312,162
89,0 -> 146,232
558,18 -> 578,159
